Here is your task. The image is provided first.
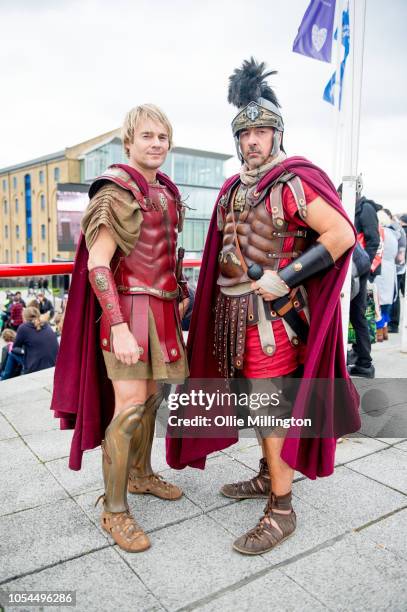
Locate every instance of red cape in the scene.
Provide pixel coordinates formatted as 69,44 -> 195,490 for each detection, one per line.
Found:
50,164 -> 180,470
166,157 -> 361,479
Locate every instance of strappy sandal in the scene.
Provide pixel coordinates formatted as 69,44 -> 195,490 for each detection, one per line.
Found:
128,473 -> 183,500
96,495 -> 150,553
232,492 -> 296,555
220,458 -> 271,499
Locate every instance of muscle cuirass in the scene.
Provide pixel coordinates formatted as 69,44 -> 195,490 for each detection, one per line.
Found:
217,183 -> 308,287
113,183 -> 180,299
214,178 -> 312,378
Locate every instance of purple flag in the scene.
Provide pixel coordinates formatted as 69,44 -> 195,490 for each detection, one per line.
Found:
293,0 -> 336,63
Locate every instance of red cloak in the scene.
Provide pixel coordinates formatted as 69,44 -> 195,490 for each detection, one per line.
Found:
50,164 -> 180,470
166,156 -> 361,479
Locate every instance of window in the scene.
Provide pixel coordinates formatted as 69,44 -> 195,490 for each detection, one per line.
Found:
15,198 -> 19,213
13,177 -> 17,189
16,224 -> 20,239
16,250 -> 20,263
2,179 -> 6,191
39,170 -> 44,184
54,167 -> 60,181
3,199 -> 8,214
173,154 -> 224,187
41,224 -> 46,240
41,252 -> 46,263
5,249 -> 9,263
40,194 -> 45,210
4,225 -> 8,239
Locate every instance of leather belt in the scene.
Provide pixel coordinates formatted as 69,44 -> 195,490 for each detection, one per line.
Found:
220,282 -> 253,296
117,286 -> 178,300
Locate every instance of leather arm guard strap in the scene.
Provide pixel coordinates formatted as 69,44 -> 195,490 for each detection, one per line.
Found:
88,266 -> 125,327
178,278 -> 189,301
278,242 -> 334,289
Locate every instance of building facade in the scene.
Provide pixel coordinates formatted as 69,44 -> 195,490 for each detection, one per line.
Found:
0,130 -> 231,266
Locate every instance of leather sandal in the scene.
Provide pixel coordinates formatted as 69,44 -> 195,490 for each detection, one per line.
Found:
232,492 -> 296,555
95,494 -> 150,553
128,473 -> 183,500
101,509 -> 151,553
220,458 -> 271,499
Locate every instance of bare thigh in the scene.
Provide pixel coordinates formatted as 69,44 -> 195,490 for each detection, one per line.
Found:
112,379 -> 158,417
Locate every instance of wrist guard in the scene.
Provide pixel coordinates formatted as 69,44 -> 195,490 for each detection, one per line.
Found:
88,266 -> 125,327
278,243 -> 334,289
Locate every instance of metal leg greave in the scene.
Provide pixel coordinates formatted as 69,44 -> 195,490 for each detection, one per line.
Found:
102,402 -> 148,513
128,391 -> 164,479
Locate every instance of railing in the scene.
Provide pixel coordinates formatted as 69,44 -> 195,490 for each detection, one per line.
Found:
0,260 -> 202,279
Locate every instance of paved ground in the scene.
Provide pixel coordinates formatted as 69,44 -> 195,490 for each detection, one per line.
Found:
0,335 -> 406,611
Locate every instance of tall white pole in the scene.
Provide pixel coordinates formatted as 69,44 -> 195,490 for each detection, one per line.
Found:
340,0 -> 367,350
401,271 -> 407,352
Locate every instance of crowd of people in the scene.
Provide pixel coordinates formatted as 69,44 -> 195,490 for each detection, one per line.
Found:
0,281 -> 63,380
346,179 -> 407,378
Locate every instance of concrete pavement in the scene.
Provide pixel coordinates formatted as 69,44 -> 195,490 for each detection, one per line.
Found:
0,337 -> 406,611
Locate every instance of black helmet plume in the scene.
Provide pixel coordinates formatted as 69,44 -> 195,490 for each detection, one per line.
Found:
228,57 -> 280,109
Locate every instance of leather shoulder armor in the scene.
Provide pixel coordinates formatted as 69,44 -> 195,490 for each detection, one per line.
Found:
88,166 -> 150,210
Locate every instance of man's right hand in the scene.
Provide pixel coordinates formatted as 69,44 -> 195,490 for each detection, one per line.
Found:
111,323 -> 141,365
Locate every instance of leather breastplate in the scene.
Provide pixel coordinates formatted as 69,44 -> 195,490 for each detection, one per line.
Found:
114,184 -> 180,298
217,183 -> 308,287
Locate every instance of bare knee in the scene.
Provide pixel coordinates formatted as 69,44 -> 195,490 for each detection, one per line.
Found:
112,380 -> 160,414
113,380 -> 149,413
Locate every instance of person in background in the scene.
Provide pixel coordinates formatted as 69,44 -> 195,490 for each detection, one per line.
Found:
28,279 -> 36,296
181,285 -> 195,331
8,307 -> 59,375
37,292 -> 55,321
43,278 -> 50,293
0,329 -> 17,378
0,292 -> 14,332
9,294 -> 25,331
388,211 -> 406,333
374,210 -> 399,341
347,178 -> 380,377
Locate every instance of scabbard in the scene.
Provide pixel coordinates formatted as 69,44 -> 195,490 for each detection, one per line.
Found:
271,295 -> 309,344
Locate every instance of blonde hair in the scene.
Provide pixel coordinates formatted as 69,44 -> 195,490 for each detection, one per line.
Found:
23,306 -> 44,331
121,104 -> 173,157
1,329 -> 16,343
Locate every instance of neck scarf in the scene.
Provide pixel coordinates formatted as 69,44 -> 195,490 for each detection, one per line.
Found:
240,151 -> 287,186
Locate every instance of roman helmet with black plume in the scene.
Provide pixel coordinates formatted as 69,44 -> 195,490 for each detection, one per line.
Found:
228,57 -> 284,161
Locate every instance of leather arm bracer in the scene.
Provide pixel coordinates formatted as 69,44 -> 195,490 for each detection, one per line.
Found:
88,266 -> 125,327
278,242 -> 334,289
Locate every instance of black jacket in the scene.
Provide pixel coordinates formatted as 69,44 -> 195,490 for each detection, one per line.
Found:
354,197 -> 381,263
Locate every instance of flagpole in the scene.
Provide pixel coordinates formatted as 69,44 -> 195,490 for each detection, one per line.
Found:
332,0 -> 344,182
340,0 -> 367,350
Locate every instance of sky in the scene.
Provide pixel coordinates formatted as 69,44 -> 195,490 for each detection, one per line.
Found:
0,0 -> 406,212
